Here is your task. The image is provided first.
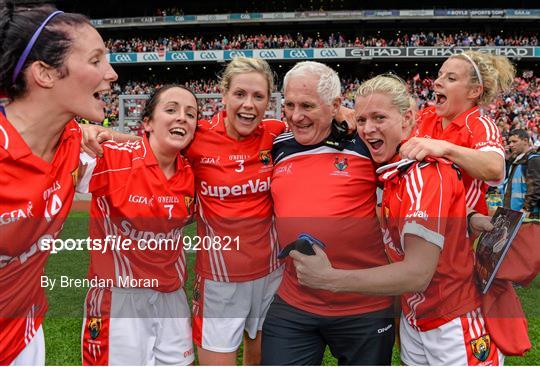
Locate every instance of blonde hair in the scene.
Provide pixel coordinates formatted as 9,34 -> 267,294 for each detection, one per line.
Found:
219,57 -> 274,97
283,61 -> 341,106
355,74 -> 412,114
450,51 -> 515,106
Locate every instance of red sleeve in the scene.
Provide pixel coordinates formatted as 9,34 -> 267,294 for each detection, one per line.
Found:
89,141 -> 134,197
398,162 -> 453,249
262,119 -> 287,137
466,115 -> 504,157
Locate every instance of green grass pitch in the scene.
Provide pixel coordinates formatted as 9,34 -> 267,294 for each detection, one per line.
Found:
42,212 -> 539,365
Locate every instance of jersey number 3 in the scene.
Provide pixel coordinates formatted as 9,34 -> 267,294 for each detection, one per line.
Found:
235,159 -> 245,173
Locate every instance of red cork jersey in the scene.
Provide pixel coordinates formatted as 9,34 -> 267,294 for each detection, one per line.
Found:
82,136 -> 195,292
0,111 -> 81,365
271,132 -> 393,316
379,158 -> 480,331
415,106 -> 505,214
185,111 -> 286,282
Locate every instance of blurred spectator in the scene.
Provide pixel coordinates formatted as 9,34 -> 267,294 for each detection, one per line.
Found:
503,129 -> 540,217
83,72 -> 538,139
105,32 -> 538,53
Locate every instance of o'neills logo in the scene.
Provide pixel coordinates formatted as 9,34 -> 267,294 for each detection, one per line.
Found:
200,177 -> 270,200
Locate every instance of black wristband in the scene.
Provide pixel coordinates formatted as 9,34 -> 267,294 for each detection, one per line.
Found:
467,211 -> 479,234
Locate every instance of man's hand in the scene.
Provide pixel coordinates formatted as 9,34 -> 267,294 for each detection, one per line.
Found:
336,105 -> 356,134
80,124 -> 141,158
469,212 -> 494,237
290,245 -> 336,291
400,137 -> 451,161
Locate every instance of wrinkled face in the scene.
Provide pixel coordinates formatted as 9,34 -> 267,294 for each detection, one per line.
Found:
508,135 -> 529,155
284,73 -> 338,145
143,87 -> 198,154
55,24 -> 118,122
355,93 -> 411,164
433,57 -> 480,123
222,72 -> 269,140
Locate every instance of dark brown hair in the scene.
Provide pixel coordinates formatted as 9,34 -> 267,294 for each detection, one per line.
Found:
142,84 -> 199,137
0,2 -> 91,99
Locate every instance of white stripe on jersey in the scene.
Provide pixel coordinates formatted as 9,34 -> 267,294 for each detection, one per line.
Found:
277,145 -> 371,165
197,197 -> 229,282
96,288 -> 104,317
414,165 -> 424,211
464,107 -> 480,136
480,116 -> 500,143
466,179 -> 482,209
92,140 -> 147,177
0,124 -> 9,149
404,174 -> 416,211
174,255 -> 185,285
269,218 -> 280,273
122,255 -> 134,283
435,164 -> 444,233
273,132 -> 294,144
406,292 -> 426,329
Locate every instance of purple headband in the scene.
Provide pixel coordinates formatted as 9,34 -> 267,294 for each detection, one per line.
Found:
11,10 -> 64,84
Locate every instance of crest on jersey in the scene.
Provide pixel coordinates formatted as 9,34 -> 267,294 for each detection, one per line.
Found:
470,335 -> 491,361
259,150 -> 271,165
87,317 -> 102,340
184,196 -> 194,215
334,157 -> 348,171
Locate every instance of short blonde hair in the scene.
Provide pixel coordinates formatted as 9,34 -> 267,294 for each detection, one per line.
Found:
219,57 -> 274,97
450,51 -> 515,106
355,74 -> 412,114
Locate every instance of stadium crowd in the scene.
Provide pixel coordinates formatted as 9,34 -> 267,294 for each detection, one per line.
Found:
105,31 -> 538,53
98,73 -> 539,148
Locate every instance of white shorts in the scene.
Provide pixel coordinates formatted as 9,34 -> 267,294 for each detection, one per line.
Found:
10,326 -> 45,366
193,266 -> 283,353
82,287 -> 194,365
400,308 -> 505,366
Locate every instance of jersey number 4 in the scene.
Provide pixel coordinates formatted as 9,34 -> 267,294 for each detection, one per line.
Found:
44,194 -> 62,223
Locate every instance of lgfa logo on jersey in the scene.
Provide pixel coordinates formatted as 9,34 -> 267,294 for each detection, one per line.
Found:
200,156 -> 221,166
87,317 -> 102,340
0,201 -> 33,226
470,335 -> 491,362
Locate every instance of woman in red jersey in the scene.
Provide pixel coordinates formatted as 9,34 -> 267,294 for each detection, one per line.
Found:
78,85 -> 198,365
0,3 -> 117,365
291,75 -> 504,365
184,57 -> 286,365
400,51 -> 515,214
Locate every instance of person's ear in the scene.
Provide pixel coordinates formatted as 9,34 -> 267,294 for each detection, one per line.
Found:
28,61 -> 57,89
142,117 -> 152,134
467,84 -> 483,101
332,97 -> 342,117
403,108 -> 414,129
